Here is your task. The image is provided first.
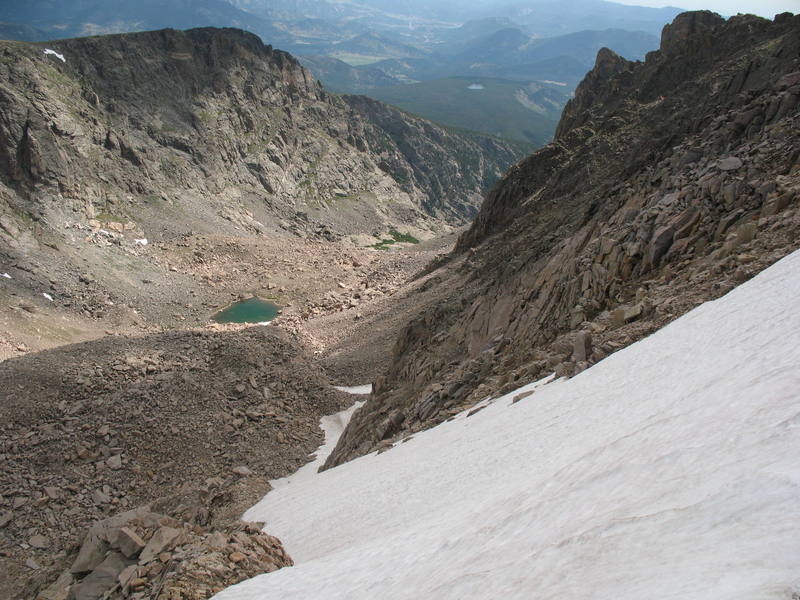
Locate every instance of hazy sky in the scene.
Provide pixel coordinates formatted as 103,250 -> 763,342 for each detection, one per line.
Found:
611,0 -> 798,18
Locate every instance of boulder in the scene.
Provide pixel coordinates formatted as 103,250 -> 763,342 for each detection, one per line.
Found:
572,331 -> 593,363
70,552 -> 132,600
649,225 -> 675,267
37,569 -> 73,600
139,526 -> 183,564
70,536 -> 109,576
718,156 -> 743,171
116,527 -> 145,558
29,534 -> 49,549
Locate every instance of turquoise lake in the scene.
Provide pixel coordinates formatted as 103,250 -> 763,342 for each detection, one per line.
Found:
212,297 -> 280,324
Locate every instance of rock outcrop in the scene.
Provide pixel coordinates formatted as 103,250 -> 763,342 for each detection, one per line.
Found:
38,508 -> 292,600
325,12 -> 800,467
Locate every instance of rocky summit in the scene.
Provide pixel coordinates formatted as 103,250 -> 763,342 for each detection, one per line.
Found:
325,11 -> 800,468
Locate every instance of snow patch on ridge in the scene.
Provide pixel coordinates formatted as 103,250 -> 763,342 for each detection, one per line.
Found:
43,49 -> 66,63
218,250 -> 800,600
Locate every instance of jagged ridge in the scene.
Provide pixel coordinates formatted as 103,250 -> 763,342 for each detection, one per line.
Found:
0,27 -> 521,244
325,11 -> 800,468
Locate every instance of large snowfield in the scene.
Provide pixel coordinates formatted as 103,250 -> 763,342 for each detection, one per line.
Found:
214,250 -> 800,600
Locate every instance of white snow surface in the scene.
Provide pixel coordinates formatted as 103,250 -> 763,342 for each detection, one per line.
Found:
43,48 -> 65,62
262,401 -> 365,492
333,384 -> 372,395
1,272 -> 10,279
216,250 -> 800,600
133,238 -> 148,246
42,293 -> 53,301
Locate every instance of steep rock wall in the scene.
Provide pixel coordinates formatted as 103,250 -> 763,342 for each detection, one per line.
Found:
0,27 -> 521,247
326,11 -> 800,467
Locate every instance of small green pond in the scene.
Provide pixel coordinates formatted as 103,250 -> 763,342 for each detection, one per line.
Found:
212,297 -> 280,324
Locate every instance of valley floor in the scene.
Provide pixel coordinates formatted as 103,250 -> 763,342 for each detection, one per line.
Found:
0,227 -> 457,377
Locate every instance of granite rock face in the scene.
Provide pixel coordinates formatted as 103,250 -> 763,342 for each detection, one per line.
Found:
0,27 -> 521,251
325,12 -> 800,468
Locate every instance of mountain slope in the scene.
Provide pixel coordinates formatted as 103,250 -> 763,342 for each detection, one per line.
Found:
0,325 -> 347,599
325,11 -> 800,467
297,56 -> 403,92
0,27 -> 522,362
0,28 -> 518,231
217,244 -> 800,600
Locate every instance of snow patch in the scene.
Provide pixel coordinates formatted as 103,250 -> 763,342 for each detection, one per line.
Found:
218,250 -> 800,600
42,293 -> 53,301
1,273 -> 10,279
43,49 -> 66,63
333,384 -> 372,395
257,400 -> 365,493
133,238 -> 148,246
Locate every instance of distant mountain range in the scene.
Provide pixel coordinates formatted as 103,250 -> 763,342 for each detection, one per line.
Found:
0,0 -> 678,52
365,77 -> 567,146
297,25 -> 659,145
0,0 -> 678,146
1,0 -> 278,39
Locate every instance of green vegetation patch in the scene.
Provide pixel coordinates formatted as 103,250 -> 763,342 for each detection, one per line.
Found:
367,229 -> 419,250
94,212 -> 126,223
389,229 -> 419,244
330,52 -> 388,66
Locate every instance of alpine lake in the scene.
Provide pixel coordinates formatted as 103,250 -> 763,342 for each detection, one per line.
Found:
212,297 -> 280,324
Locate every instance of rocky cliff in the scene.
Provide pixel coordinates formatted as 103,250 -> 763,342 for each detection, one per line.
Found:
325,11 -> 800,467
0,27 -> 522,358
0,27 -> 519,240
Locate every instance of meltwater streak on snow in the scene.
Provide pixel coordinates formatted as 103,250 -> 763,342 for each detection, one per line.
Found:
264,401 -> 365,492
217,250 -> 800,600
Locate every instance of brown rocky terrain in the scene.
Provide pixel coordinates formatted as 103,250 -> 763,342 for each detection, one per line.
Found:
0,26 -> 522,358
0,325 -> 351,598
325,11 -> 800,467
0,28 -> 501,597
